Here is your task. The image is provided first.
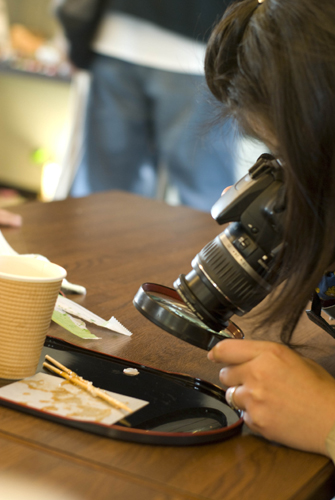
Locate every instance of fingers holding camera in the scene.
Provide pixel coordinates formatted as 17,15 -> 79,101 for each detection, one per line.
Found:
208,339 -> 335,456
208,338 -> 269,365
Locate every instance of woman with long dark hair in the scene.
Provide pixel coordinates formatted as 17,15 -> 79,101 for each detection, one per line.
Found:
205,0 -> 335,460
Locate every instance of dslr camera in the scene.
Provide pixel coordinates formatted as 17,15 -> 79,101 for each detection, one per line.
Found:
134,153 -> 289,350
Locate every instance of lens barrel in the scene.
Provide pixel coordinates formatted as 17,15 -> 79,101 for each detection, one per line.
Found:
174,223 -> 278,331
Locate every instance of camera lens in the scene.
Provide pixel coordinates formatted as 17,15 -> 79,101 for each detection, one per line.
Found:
174,221 -> 281,331
171,157 -> 285,333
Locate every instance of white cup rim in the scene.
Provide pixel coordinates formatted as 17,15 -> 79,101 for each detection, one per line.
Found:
0,255 -> 67,283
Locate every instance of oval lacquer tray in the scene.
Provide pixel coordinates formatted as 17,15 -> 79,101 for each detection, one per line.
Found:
0,336 -> 243,446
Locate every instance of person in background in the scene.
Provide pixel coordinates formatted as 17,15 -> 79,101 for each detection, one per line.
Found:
0,209 -> 21,227
57,0 -> 237,212
204,0 -> 335,461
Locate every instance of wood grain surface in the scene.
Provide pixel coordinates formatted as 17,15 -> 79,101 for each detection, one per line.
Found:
0,191 -> 334,500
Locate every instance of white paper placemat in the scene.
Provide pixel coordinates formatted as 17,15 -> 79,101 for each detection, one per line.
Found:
0,372 -> 148,425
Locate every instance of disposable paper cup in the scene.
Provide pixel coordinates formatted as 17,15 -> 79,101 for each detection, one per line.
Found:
0,255 -> 67,379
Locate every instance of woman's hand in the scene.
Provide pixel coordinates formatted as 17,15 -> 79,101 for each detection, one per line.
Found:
208,339 -> 335,456
0,209 -> 22,227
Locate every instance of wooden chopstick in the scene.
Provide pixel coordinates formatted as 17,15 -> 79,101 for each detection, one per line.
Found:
43,355 -> 132,414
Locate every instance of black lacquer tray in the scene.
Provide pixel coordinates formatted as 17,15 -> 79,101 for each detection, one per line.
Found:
0,336 -> 243,445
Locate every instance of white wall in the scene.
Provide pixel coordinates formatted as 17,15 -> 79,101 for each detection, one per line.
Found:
0,72 -> 71,192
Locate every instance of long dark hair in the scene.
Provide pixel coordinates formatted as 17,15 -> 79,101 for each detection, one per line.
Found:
205,0 -> 335,342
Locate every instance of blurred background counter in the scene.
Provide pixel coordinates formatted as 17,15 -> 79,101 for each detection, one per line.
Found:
0,0 -> 87,206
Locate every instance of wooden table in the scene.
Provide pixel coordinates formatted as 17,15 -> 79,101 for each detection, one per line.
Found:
1,191 -> 335,500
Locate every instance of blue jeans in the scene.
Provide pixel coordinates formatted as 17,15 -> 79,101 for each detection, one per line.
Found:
72,54 -> 237,211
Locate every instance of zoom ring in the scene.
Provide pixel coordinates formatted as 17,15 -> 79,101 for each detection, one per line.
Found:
197,236 -> 267,311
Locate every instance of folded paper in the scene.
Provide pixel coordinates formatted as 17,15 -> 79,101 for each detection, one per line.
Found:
52,307 -> 100,340
55,295 -> 132,336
